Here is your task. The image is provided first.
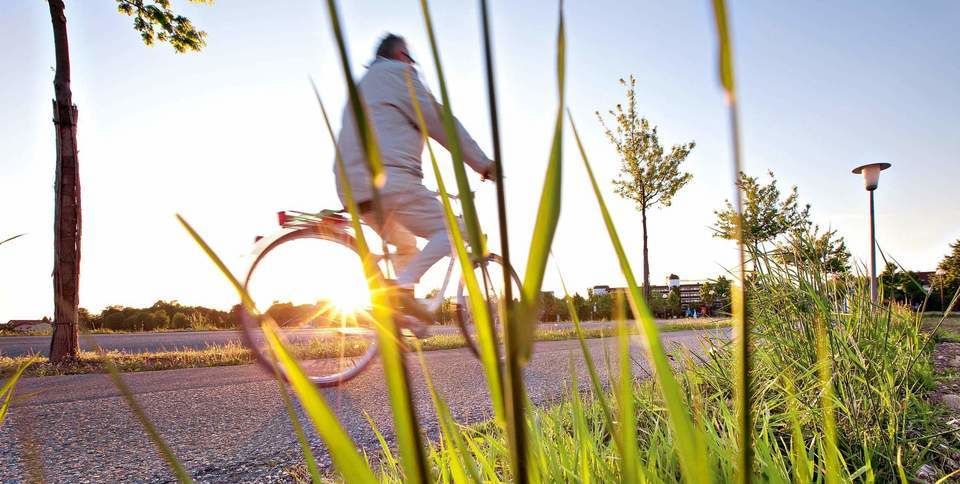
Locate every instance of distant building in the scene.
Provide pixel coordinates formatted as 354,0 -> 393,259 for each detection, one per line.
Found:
5,319 -> 52,333
651,275 -> 706,309
591,285 -> 611,296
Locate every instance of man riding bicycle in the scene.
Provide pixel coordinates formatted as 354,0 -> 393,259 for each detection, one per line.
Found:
334,33 -> 495,337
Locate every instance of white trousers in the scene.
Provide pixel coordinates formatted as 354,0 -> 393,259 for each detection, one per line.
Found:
362,185 -> 456,289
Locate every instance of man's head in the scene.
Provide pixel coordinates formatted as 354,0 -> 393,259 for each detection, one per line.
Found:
375,33 -> 415,64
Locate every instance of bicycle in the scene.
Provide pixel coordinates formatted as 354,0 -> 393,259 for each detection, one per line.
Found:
238,193 -> 520,387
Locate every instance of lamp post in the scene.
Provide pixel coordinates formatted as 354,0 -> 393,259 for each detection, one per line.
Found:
852,162 -> 891,303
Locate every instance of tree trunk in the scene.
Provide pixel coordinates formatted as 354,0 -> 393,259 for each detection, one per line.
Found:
48,0 -> 81,362
641,206 -> 650,303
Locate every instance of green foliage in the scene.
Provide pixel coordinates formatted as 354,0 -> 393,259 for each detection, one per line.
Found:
713,170 -> 811,246
776,225 -> 851,274
699,275 -> 731,314
91,300 -> 234,332
0,359 -> 33,427
933,240 -> 960,310
115,0 -> 211,53
879,262 -> 929,307
596,75 -> 695,298
596,76 -> 695,213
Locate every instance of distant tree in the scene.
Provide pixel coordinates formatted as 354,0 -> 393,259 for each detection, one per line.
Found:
46,0 -> 211,362
700,276 -> 732,315
570,293 -> 589,320
667,287 -> 681,317
713,171 -> 810,248
597,75 -> 695,302
171,312 -> 191,329
879,263 -> 927,307
934,240 -> 960,310
777,226 -> 851,275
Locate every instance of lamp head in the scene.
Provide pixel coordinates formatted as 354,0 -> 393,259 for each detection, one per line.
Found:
852,162 -> 891,191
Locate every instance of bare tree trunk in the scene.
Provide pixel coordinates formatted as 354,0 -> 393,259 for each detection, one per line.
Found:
48,0 -> 81,362
641,206 -> 650,303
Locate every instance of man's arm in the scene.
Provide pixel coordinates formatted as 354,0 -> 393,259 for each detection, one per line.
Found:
399,66 -> 493,176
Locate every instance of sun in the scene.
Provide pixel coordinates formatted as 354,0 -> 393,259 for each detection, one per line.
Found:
327,283 -> 371,316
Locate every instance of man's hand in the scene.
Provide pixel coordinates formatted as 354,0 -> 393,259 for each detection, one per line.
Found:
480,162 -> 498,182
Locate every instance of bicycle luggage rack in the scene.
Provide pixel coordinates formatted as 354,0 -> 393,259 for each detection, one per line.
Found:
277,209 -> 350,228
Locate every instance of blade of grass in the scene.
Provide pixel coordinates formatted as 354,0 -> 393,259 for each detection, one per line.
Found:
412,340 -> 481,484
312,2 -> 432,472
567,111 -> 708,483
782,374 -> 811,484
103,357 -> 193,483
815,314 -> 841,483
416,0 -> 485,257
518,1 -> 565,363
175,215 -> 377,482
263,323 -> 379,483
0,358 -> 33,426
0,234 -> 25,247
274,366 -> 322,483
553,257 -> 619,455
614,293 -> 639,484
320,0 -> 384,187
402,70 -> 506,426
709,1 -> 751,481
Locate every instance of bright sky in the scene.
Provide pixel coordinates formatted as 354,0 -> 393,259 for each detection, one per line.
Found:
2,1 -> 959,320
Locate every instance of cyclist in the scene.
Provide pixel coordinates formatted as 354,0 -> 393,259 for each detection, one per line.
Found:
334,33 -> 496,337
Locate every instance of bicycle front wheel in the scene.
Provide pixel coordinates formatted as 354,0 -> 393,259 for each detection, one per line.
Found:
240,227 -> 379,387
455,254 -> 522,359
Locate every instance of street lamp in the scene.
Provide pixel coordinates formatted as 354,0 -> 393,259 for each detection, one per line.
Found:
852,162 -> 891,303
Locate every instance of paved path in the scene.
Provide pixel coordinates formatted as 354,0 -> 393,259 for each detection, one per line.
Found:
0,320 -> 714,357
0,328 -> 727,482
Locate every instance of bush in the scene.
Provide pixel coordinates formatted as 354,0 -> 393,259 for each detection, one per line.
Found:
170,312 -> 191,330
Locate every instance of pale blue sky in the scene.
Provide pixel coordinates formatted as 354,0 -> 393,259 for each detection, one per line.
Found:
2,1 -> 958,320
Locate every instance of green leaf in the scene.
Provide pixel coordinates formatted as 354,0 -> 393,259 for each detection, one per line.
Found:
417,0 -> 485,256
710,0 -> 735,95
308,62 -> 429,481
321,0 -> 385,187
104,358 -> 194,483
402,71 -> 506,427
614,294 -> 639,484
264,323 -> 378,483
274,369 -> 322,483
567,111 -> 709,483
519,4 -> 565,364
175,215 -> 377,482
0,358 -> 33,426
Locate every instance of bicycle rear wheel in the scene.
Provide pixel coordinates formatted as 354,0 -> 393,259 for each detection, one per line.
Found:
240,227 -> 379,387
455,254 -> 522,359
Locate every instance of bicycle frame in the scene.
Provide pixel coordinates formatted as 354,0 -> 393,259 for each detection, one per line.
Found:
259,206 -> 463,316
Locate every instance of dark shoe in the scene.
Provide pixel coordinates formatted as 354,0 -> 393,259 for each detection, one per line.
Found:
384,282 -> 435,336
396,314 -> 430,339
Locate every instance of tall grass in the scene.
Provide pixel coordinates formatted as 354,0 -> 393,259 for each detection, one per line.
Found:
39,0 -> 952,482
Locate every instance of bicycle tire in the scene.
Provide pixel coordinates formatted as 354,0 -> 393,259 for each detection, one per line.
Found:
454,253 -> 522,359
240,226 -> 380,387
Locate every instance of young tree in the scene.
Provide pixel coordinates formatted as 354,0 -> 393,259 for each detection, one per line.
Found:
47,0 -> 210,361
713,170 -> 810,248
596,76 -> 695,301
934,239 -> 960,309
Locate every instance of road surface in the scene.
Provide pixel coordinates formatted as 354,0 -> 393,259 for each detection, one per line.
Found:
0,320 -> 682,357
0,328 -> 727,482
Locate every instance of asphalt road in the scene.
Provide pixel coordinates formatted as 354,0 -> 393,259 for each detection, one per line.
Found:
0,321 -> 638,357
0,328 -> 728,483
